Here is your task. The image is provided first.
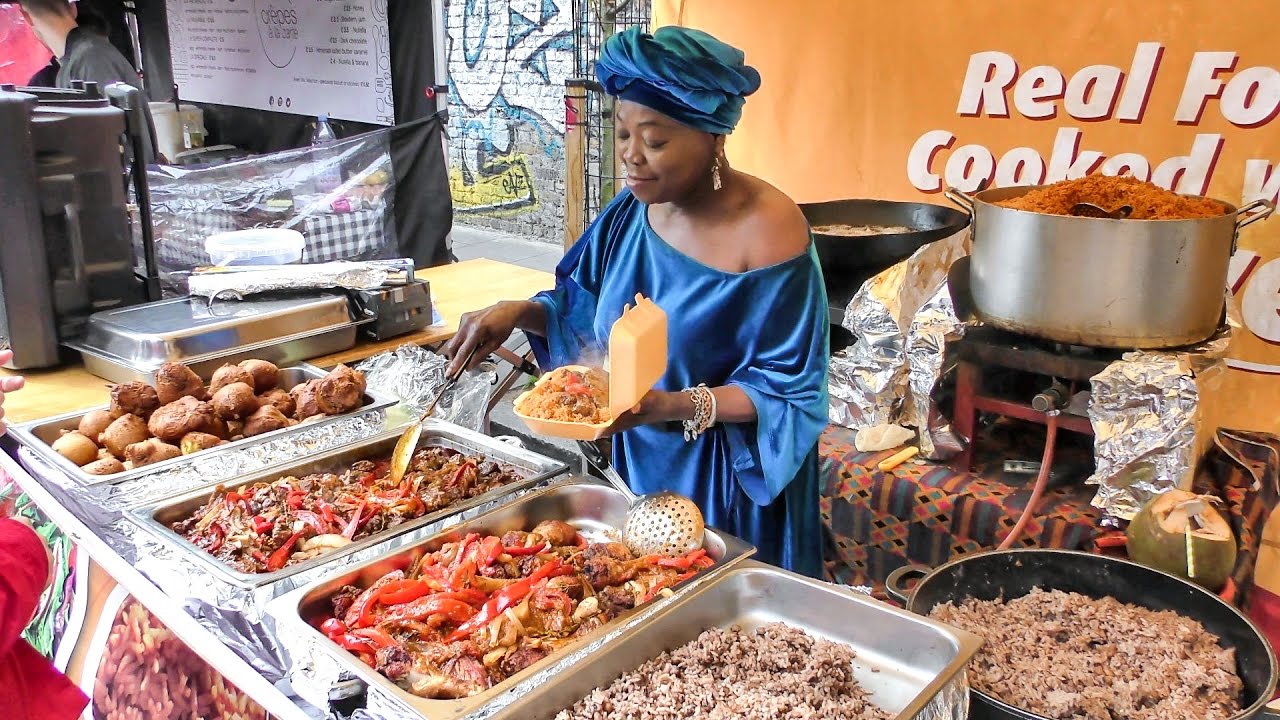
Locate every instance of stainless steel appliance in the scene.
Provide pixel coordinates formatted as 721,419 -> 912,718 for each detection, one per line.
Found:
0,82 -> 156,370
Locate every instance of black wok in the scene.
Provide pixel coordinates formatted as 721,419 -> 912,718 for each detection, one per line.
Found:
800,199 -> 970,282
886,549 -> 1279,720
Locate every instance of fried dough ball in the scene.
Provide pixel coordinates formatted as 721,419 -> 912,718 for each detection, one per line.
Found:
82,457 -> 126,475
225,420 -> 245,440
100,414 -> 149,458
180,432 -> 224,455
211,382 -> 259,420
148,396 -> 220,442
52,431 -> 99,466
209,364 -> 254,395
238,359 -> 280,394
242,405 -> 289,437
78,409 -> 120,440
316,364 -> 366,415
110,382 -> 160,419
256,388 -> 296,418
290,380 -> 324,421
155,362 -> 207,405
124,438 -> 182,467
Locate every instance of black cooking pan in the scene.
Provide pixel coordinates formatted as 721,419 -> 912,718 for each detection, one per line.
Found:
800,199 -> 971,280
886,549 -> 1279,720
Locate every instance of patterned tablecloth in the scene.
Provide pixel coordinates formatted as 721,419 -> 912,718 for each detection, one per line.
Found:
154,206 -> 391,269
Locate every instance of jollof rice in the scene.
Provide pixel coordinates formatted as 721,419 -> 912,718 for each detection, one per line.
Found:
995,175 -> 1228,219
517,366 -> 610,424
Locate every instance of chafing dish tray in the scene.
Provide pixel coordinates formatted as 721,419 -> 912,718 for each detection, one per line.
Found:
131,421 -> 569,589
506,561 -> 982,720
66,292 -> 366,384
11,364 -> 395,487
271,478 -> 755,720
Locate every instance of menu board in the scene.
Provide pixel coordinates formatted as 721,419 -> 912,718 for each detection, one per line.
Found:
166,0 -> 394,125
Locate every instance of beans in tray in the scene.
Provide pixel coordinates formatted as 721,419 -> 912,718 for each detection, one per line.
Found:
50,360 -> 371,477
311,522 -> 717,700
169,447 -> 526,574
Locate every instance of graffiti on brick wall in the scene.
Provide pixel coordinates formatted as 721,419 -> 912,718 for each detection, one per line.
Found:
447,0 -> 573,213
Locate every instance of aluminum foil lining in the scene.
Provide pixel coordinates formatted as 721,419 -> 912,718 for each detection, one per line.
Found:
355,344 -> 498,434
829,230 -> 970,459
188,260 -> 412,299
1087,327 -> 1231,520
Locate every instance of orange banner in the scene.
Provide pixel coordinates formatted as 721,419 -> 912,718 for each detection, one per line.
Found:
656,0 -> 1280,432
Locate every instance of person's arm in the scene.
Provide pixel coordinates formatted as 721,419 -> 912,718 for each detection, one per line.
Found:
0,349 -> 25,436
0,519 -> 50,657
626,385 -> 757,426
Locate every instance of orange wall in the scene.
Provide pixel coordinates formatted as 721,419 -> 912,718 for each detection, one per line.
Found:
656,0 -> 1280,432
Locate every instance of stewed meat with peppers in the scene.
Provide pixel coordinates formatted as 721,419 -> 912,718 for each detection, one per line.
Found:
314,520 -> 716,699
170,447 -> 523,573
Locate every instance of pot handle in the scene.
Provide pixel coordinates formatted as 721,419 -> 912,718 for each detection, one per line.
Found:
1236,198 -> 1276,232
944,187 -> 976,216
884,564 -> 930,605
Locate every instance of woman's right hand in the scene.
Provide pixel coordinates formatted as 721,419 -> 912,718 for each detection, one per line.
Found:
442,301 -> 539,376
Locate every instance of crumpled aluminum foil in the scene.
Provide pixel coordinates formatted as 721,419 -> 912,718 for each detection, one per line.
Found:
188,260 -> 414,299
828,230 -> 971,461
355,344 -> 497,433
1087,327 -> 1231,520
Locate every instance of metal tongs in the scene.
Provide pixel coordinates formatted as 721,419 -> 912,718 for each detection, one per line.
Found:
388,346 -> 479,486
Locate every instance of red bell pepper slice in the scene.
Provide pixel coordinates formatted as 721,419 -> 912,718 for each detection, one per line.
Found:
286,490 -> 306,510
252,515 -> 275,535
445,558 -> 569,643
502,541 -> 548,557
376,579 -> 436,606
477,536 -> 503,568
448,534 -> 479,569
657,548 -> 708,570
320,617 -> 347,638
251,550 -> 267,565
293,510 -> 327,536
332,633 -> 377,654
448,559 -> 477,591
342,500 -> 369,540
351,627 -> 399,649
344,570 -> 405,628
266,530 -> 307,571
450,461 -> 477,488
379,595 -> 478,626
205,522 -> 226,553
317,500 -> 337,527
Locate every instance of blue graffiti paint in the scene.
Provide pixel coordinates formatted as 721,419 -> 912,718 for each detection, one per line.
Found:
462,0 -> 489,67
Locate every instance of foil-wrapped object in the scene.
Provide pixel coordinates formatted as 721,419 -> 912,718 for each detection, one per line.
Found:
355,344 -> 497,433
828,230 -> 970,456
188,260 -> 413,299
1087,328 -> 1231,519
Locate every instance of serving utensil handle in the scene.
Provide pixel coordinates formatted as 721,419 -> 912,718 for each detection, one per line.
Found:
884,564 -> 930,605
944,187 -> 976,216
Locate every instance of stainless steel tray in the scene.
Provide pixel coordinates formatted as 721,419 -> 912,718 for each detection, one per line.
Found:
10,364 -> 395,487
505,562 -> 982,720
66,292 -> 363,384
273,479 -> 756,720
131,421 -> 569,589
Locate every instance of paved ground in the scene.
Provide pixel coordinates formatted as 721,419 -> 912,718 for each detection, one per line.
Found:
451,225 -> 563,273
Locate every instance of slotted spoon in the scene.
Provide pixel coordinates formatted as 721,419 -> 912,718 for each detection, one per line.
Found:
578,439 -> 705,557
388,346 -> 478,487
1071,202 -> 1133,219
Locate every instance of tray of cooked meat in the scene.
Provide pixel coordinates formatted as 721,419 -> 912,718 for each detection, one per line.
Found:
130,421 -> 568,588
11,361 -> 394,486
270,478 -> 755,719
506,561 -> 981,720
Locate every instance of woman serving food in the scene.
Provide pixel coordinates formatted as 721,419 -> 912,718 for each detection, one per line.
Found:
445,27 -> 829,577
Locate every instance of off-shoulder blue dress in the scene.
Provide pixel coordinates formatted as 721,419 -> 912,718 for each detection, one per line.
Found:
527,190 -> 830,577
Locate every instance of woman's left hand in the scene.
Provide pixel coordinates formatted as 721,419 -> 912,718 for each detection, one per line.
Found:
605,390 -> 690,435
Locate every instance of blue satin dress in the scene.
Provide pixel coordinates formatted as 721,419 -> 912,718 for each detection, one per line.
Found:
527,190 -> 830,578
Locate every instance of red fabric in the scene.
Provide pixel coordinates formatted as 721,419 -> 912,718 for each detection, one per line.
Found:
0,520 -> 88,720
0,7 -> 53,86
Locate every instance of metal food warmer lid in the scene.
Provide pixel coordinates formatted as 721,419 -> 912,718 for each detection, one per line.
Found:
66,292 -> 360,377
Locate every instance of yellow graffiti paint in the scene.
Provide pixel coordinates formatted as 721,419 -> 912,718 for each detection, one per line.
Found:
449,153 -> 540,215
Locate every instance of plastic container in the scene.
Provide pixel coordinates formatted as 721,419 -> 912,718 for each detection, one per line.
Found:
514,294 -> 668,440
204,228 -> 304,266
312,114 -> 343,194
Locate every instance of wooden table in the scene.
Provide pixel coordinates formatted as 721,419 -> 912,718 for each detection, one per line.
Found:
0,258 -> 553,425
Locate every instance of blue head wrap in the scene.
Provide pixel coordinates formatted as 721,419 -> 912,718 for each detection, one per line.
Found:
595,26 -> 761,135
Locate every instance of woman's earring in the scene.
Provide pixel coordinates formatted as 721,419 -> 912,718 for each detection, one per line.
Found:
712,157 -> 723,191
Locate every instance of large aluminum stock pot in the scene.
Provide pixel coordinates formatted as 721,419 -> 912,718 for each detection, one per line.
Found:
946,186 -> 1274,349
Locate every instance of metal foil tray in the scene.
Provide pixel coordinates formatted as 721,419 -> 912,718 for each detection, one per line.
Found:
506,562 -> 982,720
66,292 -> 361,384
131,421 -> 569,589
271,478 -> 756,720
10,364 -> 395,487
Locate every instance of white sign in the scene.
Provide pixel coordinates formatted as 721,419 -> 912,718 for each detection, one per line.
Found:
166,0 -> 394,125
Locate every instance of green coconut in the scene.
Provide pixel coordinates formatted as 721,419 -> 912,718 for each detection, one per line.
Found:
1126,489 -> 1237,591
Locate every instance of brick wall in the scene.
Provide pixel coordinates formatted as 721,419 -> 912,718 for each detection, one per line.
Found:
444,0 -> 574,244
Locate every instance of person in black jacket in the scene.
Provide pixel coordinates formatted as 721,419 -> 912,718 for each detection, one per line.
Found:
18,0 -> 156,163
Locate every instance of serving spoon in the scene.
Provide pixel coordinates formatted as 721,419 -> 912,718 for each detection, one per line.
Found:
1070,202 -> 1133,219
388,346 -> 478,487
